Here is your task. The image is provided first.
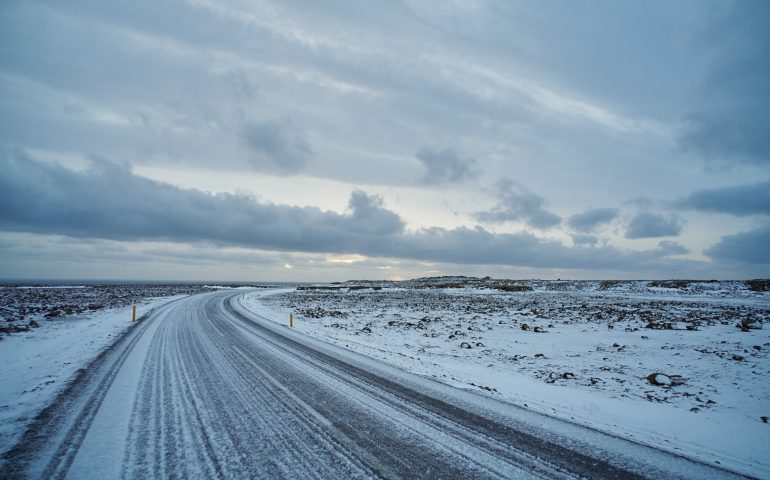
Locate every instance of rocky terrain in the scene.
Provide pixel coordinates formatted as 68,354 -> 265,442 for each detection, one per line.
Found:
0,284 -> 214,336
246,277 -> 770,434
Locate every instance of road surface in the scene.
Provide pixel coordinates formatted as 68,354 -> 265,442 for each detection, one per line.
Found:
2,290 -> 747,479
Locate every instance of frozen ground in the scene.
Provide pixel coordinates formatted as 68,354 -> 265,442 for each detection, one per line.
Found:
241,278 -> 770,478
0,283 -> 214,328
0,292 -> 189,456
3,290 -> 745,479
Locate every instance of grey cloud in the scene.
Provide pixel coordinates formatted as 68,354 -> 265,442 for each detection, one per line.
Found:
3,1 -> 768,280
679,112 -> 770,167
625,213 -> 683,239
346,190 -> 404,235
705,224 -> 770,264
415,147 -> 478,184
571,234 -> 599,246
396,227 -> 700,273
0,149 -> 390,253
677,180 -> 770,216
678,1 -> 770,166
0,233 -> 289,269
656,240 -> 688,256
567,207 -> 619,232
475,178 -> 561,229
241,120 -> 312,174
0,150 -> 702,274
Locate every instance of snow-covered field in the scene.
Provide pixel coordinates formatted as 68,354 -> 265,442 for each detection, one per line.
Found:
241,279 -> 770,478
0,292 -> 189,457
0,283 -> 213,327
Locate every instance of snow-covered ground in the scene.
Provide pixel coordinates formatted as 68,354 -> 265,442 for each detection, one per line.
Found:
0,295 -> 186,456
0,283 -> 214,326
240,282 -> 770,479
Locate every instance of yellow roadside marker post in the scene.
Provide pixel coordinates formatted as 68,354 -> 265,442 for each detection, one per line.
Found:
132,305 -> 136,322
290,313 -> 293,328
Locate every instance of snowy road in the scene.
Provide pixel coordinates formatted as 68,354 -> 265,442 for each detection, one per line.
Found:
2,290 -> 749,479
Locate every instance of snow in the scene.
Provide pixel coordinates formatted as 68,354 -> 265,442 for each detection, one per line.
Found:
0,295 -> 186,457
2,280 -> 766,477
66,303 -> 172,480
240,285 -> 770,479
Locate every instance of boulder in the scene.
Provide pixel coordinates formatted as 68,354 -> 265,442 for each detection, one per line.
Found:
737,318 -> 762,331
646,372 -> 685,387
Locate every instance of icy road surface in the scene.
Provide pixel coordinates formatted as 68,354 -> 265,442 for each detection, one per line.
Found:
1,290 -> 749,479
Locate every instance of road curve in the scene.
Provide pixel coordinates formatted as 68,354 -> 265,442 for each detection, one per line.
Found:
1,290 -> 748,479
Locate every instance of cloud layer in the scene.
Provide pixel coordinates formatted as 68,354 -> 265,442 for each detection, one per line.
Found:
241,120 -> 313,174
1,1 -> 768,279
705,224 -> 770,264
567,208 -> 619,233
678,180 -> 770,217
475,178 -> 561,229
0,151 -> 709,273
677,1 -> 770,167
415,147 -> 478,185
625,213 -> 683,239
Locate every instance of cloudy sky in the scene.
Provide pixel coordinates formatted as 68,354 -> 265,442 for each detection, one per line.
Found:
1,0 -> 768,281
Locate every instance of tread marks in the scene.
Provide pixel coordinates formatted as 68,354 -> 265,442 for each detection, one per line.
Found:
40,316 -> 157,479
225,295 -> 645,480
228,316 -> 561,478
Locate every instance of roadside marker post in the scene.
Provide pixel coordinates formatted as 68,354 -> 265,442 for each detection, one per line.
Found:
290,313 -> 293,328
132,305 -> 136,322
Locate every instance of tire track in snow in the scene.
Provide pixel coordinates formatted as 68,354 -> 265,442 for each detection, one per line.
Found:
1,298 -> 184,479
218,309 -> 531,478
226,292 -> 751,480
223,296 -> 623,479
225,316 -> 556,478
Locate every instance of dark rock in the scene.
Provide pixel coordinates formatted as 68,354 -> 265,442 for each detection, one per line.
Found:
737,318 -> 762,331
490,284 -> 533,292
646,321 -> 673,330
546,372 -> 575,383
646,372 -> 685,386
745,279 -> 770,292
